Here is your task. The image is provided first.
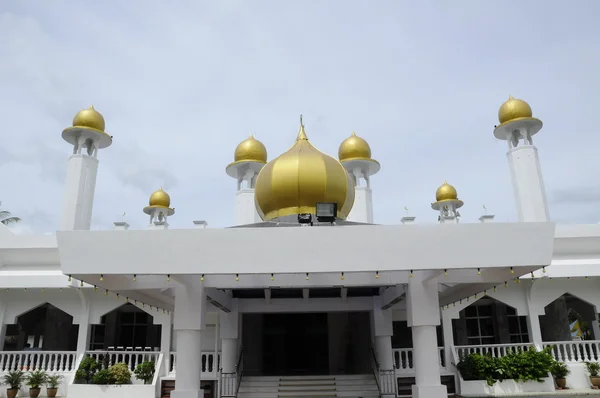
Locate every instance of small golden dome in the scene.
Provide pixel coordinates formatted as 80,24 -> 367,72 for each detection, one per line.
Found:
149,188 -> 171,208
338,132 -> 372,161
498,96 -> 533,124
234,134 -> 267,163
254,118 -> 355,221
72,105 -> 106,132
435,181 -> 458,202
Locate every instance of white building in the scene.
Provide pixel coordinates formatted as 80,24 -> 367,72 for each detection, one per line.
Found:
0,98 -> 599,398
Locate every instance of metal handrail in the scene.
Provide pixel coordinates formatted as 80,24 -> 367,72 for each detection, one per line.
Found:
370,345 -> 382,397
235,346 -> 244,397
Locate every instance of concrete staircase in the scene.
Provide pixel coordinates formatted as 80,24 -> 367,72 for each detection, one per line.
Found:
237,374 -> 379,398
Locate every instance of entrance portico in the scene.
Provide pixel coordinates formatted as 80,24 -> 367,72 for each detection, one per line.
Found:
57,220 -> 555,398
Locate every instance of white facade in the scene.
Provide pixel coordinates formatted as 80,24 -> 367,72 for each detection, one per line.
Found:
1,101 -> 600,398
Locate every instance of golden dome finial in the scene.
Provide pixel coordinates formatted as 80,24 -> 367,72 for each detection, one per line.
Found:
297,115 -> 308,141
148,187 -> 171,208
339,131 -> 372,162
233,134 -> 267,163
254,118 -> 354,221
498,95 -> 533,124
435,181 -> 458,202
72,105 -> 106,132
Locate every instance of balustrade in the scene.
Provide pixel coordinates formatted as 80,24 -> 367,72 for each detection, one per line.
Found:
169,351 -> 220,378
454,343 -> 534,360
393,347 -> 446,373
85,350 -> 160,372
0,351 -> 77,372
544,340 -> 600,363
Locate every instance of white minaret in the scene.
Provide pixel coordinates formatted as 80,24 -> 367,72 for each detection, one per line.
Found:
60,106 -> 112,230
431,182 -> 463,224
338,132 -> 380,223
494,96 -> 549,222
143,188 -> 175,230
226,135 -> 267,225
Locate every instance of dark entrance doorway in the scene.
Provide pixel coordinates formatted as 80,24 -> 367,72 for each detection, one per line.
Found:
262,313 -> 329,375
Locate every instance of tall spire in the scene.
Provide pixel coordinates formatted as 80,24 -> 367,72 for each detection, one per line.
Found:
297,114 -> 308,140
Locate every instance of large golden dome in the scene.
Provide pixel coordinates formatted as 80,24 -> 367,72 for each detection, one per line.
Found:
234,134 -> 267,163
435,181 -> 458,202
149,188 -> 171,208
498,96 -> 533,124
254,119 -> 355,221
338,132 -> 372,161
72,105 -> 106,132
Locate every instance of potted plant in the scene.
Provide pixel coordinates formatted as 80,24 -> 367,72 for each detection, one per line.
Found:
134,361 -> 156,385
25,370 -> 47,398
46,374 -> 64,398
550,361 -> 570,389
1,370 -> 24,398
585,361 -> 600,387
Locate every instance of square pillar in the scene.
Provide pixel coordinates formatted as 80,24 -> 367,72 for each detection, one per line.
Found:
525,288 -> 543,348
0,301 -> 6,350
172,284 -> 206,398
76,290 -> 91,353
407,274 -> 447,398
441,310 -> 455,373
372,296 -> 396,398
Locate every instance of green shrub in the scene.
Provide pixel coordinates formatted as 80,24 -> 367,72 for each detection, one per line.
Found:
75,357 -> 99,384
134,361 -> 156,384
92,369 -> 114,385
550,361 -> 570,379
585,361 -> 600,377
455,346 -> 555,386
108,363 -> 131,385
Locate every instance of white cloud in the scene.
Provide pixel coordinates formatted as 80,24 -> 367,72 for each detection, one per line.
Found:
1,0 -> 599,233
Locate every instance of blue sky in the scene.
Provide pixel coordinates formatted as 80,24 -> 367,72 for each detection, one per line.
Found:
1,0 -> 599,234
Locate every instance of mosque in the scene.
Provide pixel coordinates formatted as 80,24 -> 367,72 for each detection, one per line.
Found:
0,96 -> 599,398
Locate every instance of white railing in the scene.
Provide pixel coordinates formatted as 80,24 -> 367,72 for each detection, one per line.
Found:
169,351 -> 220,378
379,369 -> 396,396
85,350 -> 160,372
0,351 -> 77,372
544,340 -> 600,363
454,343 -> 534,360
393,347 -> 446,373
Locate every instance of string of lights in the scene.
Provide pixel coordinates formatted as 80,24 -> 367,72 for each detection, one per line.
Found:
439,266 -> 592,310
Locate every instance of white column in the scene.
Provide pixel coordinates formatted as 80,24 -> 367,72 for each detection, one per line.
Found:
524,283 -> 543,348
0,301 -> 6,350
172,284 -> 206,398
76,290 -> 91,353
219,298 -> 239,398
441,311 -> 455,373
348,186 -> 374,223
372,297 -> 395,397
161,312 -> 173,373
593,313 -> 600,340
507,145 -> 549,222
60,153 -> 99,230
407,274 -> 447,398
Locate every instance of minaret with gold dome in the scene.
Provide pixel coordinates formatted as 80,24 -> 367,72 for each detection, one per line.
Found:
60,105 -> 113,230
254,116 -> 355,221
432,181 -> 463,223
226,134 -> 267,225
494,95 -> 549,222
144,188 -> 175,229
338,132 -> 380,223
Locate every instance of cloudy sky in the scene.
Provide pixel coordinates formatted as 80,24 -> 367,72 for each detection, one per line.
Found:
0,0 -> 599,234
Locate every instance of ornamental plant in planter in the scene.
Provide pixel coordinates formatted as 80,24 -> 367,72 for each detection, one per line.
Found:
585,361 -> 600,388
45,374 -> 64,398
455,346 -> 556,395
134,361 -> 155,385
75,356 -> 100,384
25,370 -> 48,398
1,370 -> 24,398
550,361 -> 570,389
